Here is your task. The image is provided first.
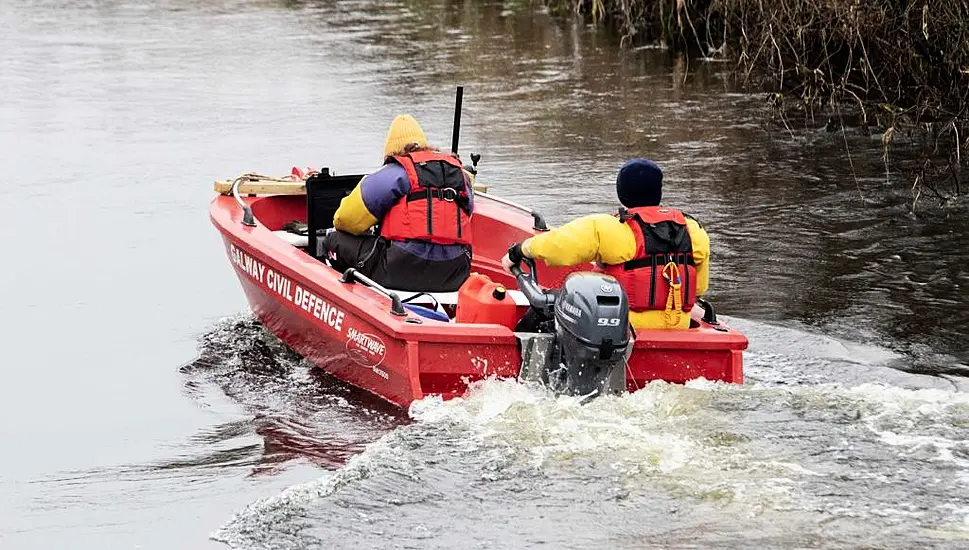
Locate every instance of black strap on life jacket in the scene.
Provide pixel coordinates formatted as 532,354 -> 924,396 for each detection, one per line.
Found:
398,155 -> 471,237
621,213 -> 695,308
405,187 -> 471,208
403,188 -> 471,235
622,213 -> 694,269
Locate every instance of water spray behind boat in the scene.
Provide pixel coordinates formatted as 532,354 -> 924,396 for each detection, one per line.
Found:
511,254 -> 632,400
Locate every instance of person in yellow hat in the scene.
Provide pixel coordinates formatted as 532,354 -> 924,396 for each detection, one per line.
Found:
501,158 -> 710,330
323,115 -> 475,292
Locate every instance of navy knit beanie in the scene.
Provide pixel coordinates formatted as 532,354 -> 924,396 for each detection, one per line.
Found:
616,158 -> 663,208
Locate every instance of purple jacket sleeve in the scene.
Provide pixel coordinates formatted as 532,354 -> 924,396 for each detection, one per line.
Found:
359,164 -> 411,221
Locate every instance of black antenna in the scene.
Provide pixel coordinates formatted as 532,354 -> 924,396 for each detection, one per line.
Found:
451,86 -> 463,155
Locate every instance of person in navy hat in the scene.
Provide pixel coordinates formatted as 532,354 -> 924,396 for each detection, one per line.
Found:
502,158 -> 710,329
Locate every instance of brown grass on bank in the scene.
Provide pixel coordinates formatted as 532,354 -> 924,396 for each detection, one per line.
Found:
549,0 -> 969,206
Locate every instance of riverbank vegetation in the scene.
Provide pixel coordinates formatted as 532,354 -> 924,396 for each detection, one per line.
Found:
546,0 -> 969,207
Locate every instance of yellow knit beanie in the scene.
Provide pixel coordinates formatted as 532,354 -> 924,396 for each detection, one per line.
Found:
383,114 -> 428,157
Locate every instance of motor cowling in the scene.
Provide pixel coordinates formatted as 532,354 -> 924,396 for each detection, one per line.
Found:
545,272 -> 632,398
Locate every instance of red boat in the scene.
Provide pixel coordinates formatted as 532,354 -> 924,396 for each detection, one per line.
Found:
209,168 -> 748,409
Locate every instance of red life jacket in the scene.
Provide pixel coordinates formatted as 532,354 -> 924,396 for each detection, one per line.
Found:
378,150 -> 473,246
598,206 -> 697,312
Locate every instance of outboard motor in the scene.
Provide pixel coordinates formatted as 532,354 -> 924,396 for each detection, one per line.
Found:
547,272 -> 631,396
512,255 -> 632,399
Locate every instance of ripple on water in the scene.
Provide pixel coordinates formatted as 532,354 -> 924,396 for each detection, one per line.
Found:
212,369 -> 969,549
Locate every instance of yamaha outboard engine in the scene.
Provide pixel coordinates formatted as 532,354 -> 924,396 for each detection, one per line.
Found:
547,272 -> 631,396
512,255 -> 632,399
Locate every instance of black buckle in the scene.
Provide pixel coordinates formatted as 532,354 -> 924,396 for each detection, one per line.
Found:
439,188 -> 457,202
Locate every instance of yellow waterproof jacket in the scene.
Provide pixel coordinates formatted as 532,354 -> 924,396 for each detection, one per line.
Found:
521,212 -> 710,329
332,177 -> 377,234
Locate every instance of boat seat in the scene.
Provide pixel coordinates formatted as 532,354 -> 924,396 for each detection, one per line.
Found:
272,230 -> 309,248
388,288 -> 531,307
383,287 -> 530,323
402,303 -> 451,322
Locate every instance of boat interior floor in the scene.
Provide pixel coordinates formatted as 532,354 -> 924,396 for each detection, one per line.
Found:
271,224 -> 528,322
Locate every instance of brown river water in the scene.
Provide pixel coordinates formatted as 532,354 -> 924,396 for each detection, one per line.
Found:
3,1 -> 969,548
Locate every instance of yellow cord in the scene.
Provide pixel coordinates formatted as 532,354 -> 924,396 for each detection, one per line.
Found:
662,262 -> 683,328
